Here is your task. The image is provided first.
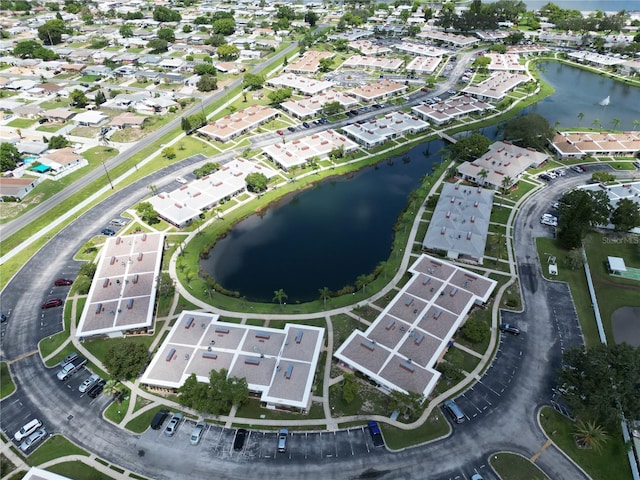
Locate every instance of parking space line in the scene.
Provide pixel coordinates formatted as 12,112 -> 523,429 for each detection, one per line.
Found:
347,429 -> 355,456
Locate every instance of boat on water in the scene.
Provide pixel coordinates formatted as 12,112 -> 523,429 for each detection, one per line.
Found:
599,95 -> 610,106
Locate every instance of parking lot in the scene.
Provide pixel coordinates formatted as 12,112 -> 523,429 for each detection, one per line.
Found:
2,363 -> 108,453
444,328 -> 524,425
139,420 -> 385,463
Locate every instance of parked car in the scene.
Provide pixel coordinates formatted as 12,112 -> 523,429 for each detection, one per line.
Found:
1,313 -> 8,323
175,177 -> 187,185
539,174 -> 552,182
302,122 -> 310,128
41,298 -> 63,309
190,421 -> 206,445
19,428 -> 47,452
59,352 -> 78,368
500,323 -> 521,335
87,379 -> 106,398
570,165 -> 584,173
110,218 -> 127,227
79,374 -> 101,393
276,130 -> 284,135
164,413 -> 183,436
54,278 -> 74,286
56,356 -> 87,381
150,409 -> 170,430
233,428 -> 247,451
471,474 -> 484,480
14,419 -> 43,442
101,228 -> 116,236
287,126 -> 296,132
277,428 -> 288,452
633,161 -> 640,169
368,421 -> 385,447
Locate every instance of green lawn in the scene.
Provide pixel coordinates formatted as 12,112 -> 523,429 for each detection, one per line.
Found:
25,434 -> 89,466
490,452 -> 550,480
7,118 -> 36,129
47,462 -> 113,480
0,362 -> 15,398
104,389 -> 131,424
125,405 -> 166,433
539,407 -> 631,480
82,146 -> 119,163
82,334 -> 158,367
442,346 -> 481,373
382,409 -> 450,450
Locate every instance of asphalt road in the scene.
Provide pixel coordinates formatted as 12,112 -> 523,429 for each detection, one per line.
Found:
1,42 -> 299,241
2,162 -> 621,480
3,48 -> 634,478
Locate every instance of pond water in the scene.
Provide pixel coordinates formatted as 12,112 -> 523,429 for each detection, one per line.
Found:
201,62 -> 639,303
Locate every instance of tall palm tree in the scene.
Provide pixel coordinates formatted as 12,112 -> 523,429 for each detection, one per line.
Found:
272,289 -> 288,307
478,169 -> 489,186
632,119 -> 640,130
610,118 -> 620,131
573,419 -> 609,452
318,287 -> 331,309
577,112 -> 584,126
356,274 -> 368,296
501,176 -> 513,195
591,118 -> 601,130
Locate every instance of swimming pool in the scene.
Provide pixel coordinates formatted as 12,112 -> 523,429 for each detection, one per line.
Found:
23,156 -> 36,164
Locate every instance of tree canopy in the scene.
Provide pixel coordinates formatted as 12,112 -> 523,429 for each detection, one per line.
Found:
267,87 -> 292,106
69,89 -> 88,108
38,19 -> 67,45
611,198 -> 640,232
48,135 -> 70,149
157,27 -> 176,43
242,73 -> 264,91
447,132 -> 492,161
153,6 -> 181,22
13,40 -> 59,60
212,18 -> 235,35
136,201 -> 160,224
503,113 -> 554,151
147,39 -> 169,54
0,142 -> 20,172
178,370 -> 249,415
196,74 -> 218,92
557,189 -> 611,249
558,343 -> 640,427
103,342 -> 149,380
245,172 -> 268,192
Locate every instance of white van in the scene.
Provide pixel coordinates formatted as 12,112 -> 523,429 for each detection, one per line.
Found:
14,419 -> 43,441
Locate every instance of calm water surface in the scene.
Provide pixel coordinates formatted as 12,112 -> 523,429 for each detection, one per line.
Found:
202,63 -> 639,303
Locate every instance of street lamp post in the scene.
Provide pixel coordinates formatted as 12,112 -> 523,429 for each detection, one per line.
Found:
102,161 -> 114,189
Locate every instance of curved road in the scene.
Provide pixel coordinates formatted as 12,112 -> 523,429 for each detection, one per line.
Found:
2,163 -> 620,479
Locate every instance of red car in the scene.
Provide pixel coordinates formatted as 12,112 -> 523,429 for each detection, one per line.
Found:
54,278 -> 74,286
41,298 -> 63,309
276,130 -> 284,135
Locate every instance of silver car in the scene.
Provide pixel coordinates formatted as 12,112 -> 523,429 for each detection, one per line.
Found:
190,421 -> 206,445
164,413 -> 183,436
20,428 -> 47,452
79,374 -> 100,393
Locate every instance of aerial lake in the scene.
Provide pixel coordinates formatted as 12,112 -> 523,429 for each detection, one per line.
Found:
201,62 -> 640,303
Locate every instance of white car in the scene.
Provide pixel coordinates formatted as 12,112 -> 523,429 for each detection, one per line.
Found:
79,374 -> 101,393
14,419 -> 42,441
175,177 -> 187,184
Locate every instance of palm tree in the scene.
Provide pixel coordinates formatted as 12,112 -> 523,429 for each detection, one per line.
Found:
355,274 -> 368,296
573,420 -> 609,452
318,287 -> 331,309
103,379 -> 125,401
610,118 -> 620,131
632,119 -> 640,130
272,289 -> 287,307
377,260 -> 389,280
501,176 -> 513,195
577,112 -> 584,126
478,169 -> 489,186
591,118 -> 601,130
